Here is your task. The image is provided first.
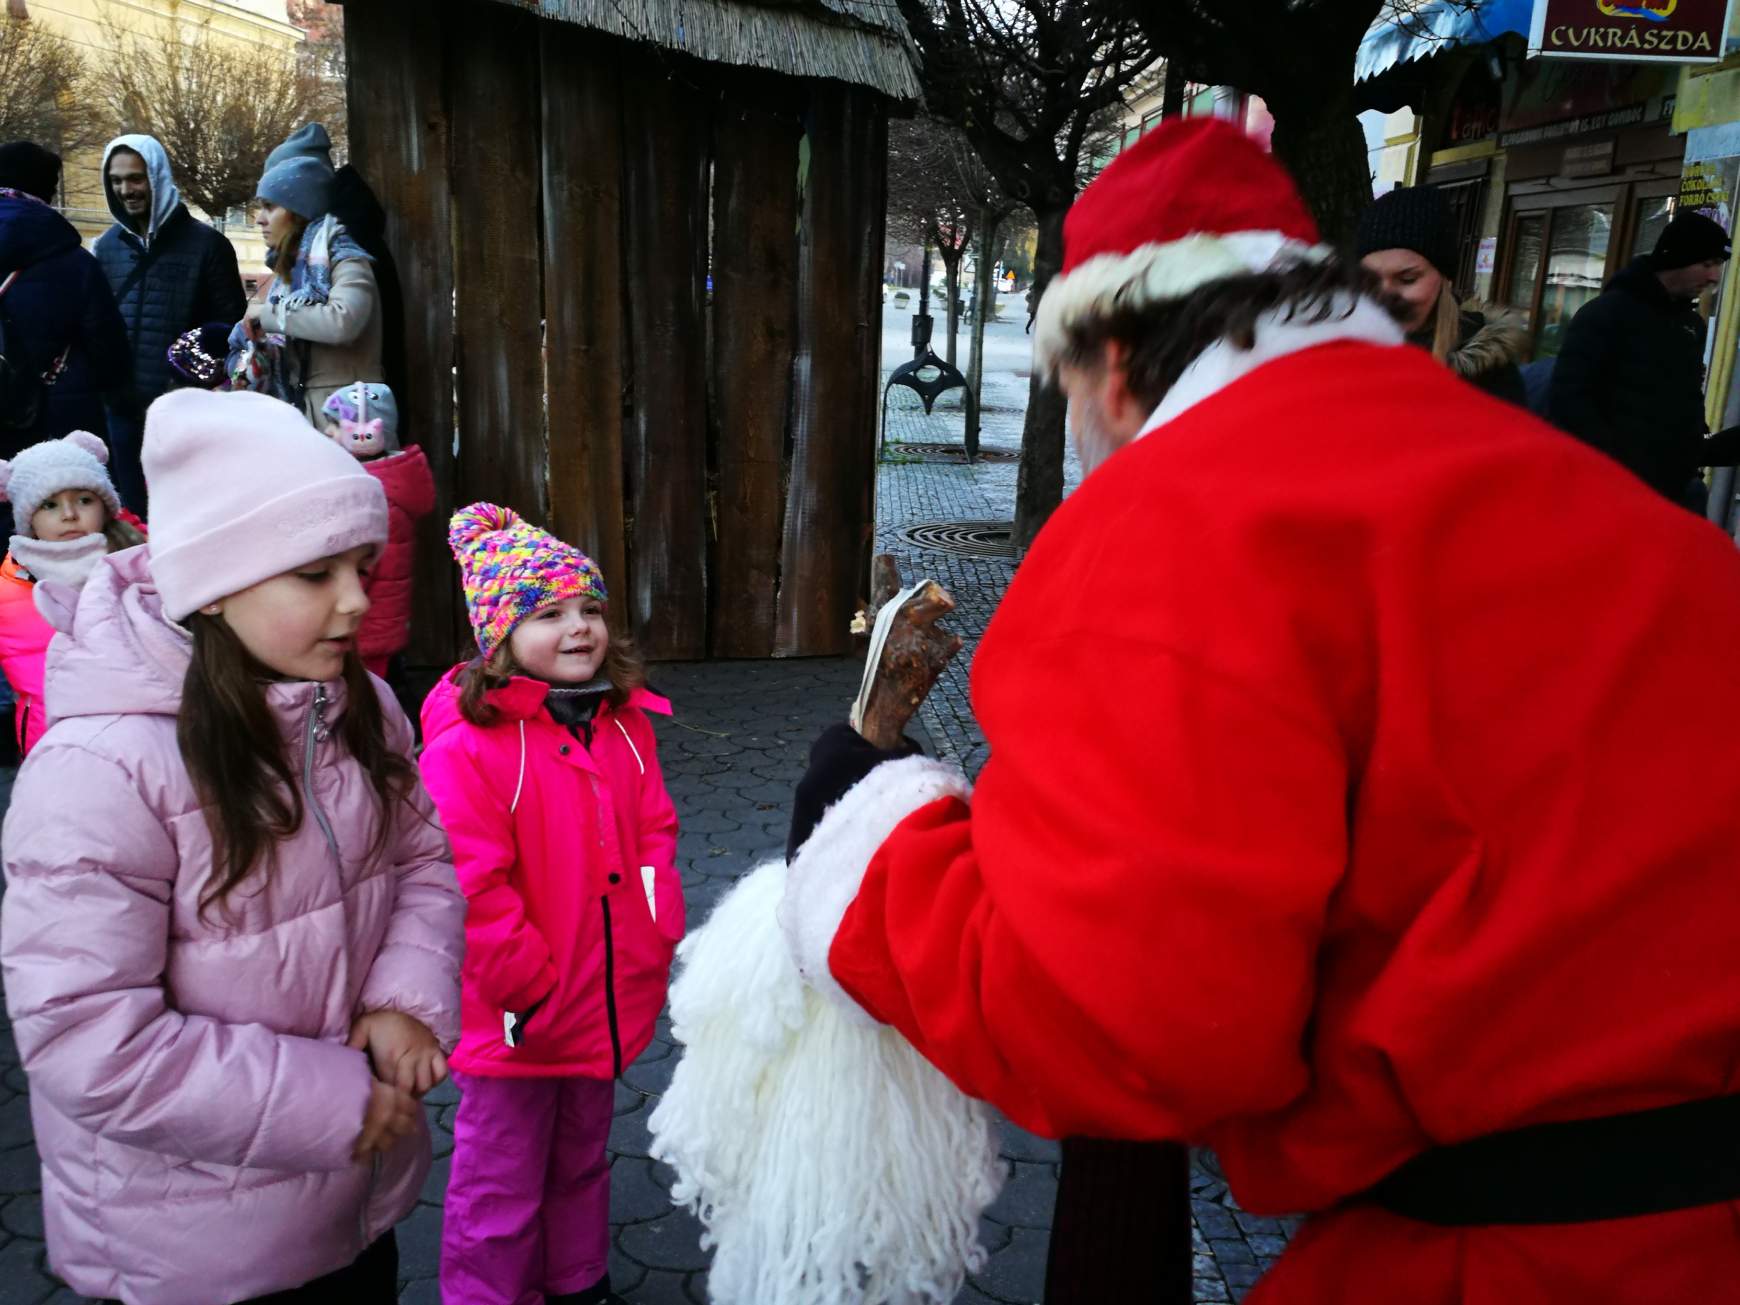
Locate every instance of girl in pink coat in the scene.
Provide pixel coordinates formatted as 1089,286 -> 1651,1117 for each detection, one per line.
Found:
0,390 -> 466,1305
419,502 -> 682,1305
0,430 -> 146,755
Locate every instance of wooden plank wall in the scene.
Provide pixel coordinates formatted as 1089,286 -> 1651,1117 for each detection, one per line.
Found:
710,79 -> 801,658
539,22 -> 629,614
621,54 -> 711,661
342,0 -> 458,664
449,2 -> 547,526
347,0 -> 887,662
775,85 -> 887,656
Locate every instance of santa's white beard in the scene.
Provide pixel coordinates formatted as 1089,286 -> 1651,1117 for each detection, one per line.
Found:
1068,394 -> 1124,477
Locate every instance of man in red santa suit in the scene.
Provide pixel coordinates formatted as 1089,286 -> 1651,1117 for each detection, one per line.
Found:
779,117 -> 1740,1301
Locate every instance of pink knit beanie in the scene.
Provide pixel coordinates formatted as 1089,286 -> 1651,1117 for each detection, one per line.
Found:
144,390 -> 388,620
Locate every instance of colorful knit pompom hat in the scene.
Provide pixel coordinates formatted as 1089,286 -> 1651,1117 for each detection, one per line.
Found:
449,502 -> 608,657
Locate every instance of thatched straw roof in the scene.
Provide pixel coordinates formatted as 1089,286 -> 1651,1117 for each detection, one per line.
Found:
484,0 -> 920,99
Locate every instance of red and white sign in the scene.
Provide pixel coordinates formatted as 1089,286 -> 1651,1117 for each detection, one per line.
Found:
1530,0 -> 1736,63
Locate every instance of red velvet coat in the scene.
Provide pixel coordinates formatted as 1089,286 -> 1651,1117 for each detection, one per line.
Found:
810,332 -> 1740,1302
359,446 -> 434,665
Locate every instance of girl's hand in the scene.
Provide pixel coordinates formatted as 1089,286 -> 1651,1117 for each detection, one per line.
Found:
352,1079 -> 420,1161
348,1010 -> 449,1098
242,303 -> 266,341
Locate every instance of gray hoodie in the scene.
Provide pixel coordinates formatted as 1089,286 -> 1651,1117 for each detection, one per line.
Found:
99,134 -> 181,249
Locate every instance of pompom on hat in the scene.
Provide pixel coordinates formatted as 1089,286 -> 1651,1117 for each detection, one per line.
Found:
0,431 -> 122,539
144,390 -> 387,621
1032,118 -> 1327,377
449,502 -> 608,658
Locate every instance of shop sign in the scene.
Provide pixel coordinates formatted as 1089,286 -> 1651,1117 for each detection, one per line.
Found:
1498,102 -> 1648,146
1530,0 -> 1735,64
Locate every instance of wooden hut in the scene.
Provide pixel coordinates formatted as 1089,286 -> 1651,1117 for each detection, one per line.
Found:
337,0 -> 917,662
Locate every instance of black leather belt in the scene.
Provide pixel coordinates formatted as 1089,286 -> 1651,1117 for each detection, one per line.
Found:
1364,1092 -> 1740,1225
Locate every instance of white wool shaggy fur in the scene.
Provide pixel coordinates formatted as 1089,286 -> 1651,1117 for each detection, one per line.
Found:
649,757 -> 1003,1305
779,754 -> 972,1014
1031,230 -> 1332,378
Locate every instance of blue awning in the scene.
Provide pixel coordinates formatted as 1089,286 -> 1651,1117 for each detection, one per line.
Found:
1356,0 -> 1533,83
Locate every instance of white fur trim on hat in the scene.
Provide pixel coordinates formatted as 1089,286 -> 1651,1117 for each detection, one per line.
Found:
1031,230 -> 1334,378
778,753 -> 972,1018
0,431 -> 122,539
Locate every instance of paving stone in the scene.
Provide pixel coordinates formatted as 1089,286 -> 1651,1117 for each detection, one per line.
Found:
611,1156 -> 678,1224
1223,1261 -> 1265,1287
607,1245 -> 648,1295
995,1121 -> 1060,1165
1247,1234 -> 1289,1258
964,1223 -> 1047,1304
398,1276 -> 442,1305
418,1150 -> 450,1207
983,1160 -> 1055,1231
617,1207 -> 712,1273
0,1146 -> 38,1198
1208,1237 -> 1257,1266
618,1266 -> 694,1304
1192,1199 -> 1241,1241
1194,1277 -> 1232,1302
622,1052 -> 674,1098
609,1098 -> 655,1162
0,1196 -> 42,1243
395,1202 -> 444,1278
0,1099 -> 32,1153
0,1234 -> 56,1305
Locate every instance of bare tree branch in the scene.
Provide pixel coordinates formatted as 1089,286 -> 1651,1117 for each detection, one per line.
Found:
92,11 -> 343,222
0,14 -> 104,158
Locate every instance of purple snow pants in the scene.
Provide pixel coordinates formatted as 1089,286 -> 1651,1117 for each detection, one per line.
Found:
441,1071 -> 615,1305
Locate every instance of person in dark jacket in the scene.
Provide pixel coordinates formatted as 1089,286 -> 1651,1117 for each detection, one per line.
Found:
0,143 -> 130,460
1357,185 -> 1529,406
1549,211 -> 1738,508
93,133 -> 245,511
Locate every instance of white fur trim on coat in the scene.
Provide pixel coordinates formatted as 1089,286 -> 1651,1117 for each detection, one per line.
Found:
1031,230 -> 1333,377
1141,295 -> 1404,435
778,754 -> 972,1018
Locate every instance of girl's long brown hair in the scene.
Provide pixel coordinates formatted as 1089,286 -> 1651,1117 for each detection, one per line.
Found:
178,614 -> 418,915
457,621 -> 647,728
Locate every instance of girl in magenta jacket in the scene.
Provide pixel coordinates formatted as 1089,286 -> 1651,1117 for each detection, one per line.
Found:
419,503 -> 681,1305
0,390 -> 466,1305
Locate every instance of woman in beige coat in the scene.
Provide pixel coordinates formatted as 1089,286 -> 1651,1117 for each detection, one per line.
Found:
237,124 -> 383,422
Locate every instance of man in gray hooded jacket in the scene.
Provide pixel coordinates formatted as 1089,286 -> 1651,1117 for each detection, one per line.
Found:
93,134 -> 245,511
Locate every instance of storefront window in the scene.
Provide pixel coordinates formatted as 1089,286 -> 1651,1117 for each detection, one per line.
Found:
1631,196 -> 1675,260
1535,204 -> 1613,358
1508,214 -> 1545,319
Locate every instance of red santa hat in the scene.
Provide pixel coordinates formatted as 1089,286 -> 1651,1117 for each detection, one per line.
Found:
1032,117 -> 1328,376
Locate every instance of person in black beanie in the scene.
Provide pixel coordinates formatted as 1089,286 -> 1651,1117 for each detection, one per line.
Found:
0,141 -> 62,205
1549,209 -> 1740,508
1356,185 -> 1528,405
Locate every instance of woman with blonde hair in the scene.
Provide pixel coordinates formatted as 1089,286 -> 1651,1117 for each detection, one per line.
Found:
1357,185 -> 1528,406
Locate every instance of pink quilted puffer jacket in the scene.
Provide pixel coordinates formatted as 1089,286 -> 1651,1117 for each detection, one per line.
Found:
0,547 -> 465,1305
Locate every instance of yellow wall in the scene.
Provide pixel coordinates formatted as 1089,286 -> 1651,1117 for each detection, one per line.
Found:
21,0 -> 303,277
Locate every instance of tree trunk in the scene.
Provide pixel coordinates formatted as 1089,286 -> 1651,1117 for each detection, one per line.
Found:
1268,92 -> 1372,248
917,234 -> 933,359
1014,204 -> 1067,548
1162,60 -> 1185,120
966,208 -> 1002,461
943,248 -> 963,366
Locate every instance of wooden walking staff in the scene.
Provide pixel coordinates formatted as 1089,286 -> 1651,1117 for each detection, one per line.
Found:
854,562 -> 1192,1305
850,554 -> 963,749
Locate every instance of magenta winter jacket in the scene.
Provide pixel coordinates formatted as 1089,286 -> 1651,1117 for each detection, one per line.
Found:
0,547 -> 465,1305
419,669 -> 681,1079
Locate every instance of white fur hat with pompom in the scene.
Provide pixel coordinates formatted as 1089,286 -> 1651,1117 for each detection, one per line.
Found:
0,431 -> 122,539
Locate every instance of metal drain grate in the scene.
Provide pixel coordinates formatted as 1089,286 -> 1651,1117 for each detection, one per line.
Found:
897,520 -> 1016,558
888,442 -> 1019,463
